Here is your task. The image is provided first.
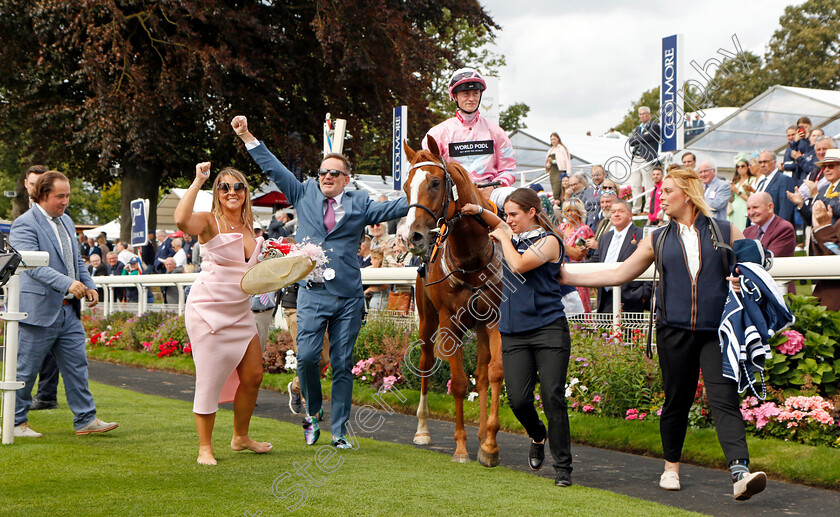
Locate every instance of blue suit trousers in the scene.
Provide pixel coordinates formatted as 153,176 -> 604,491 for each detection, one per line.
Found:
296,286 -> 364,437
15,304 -> 97,430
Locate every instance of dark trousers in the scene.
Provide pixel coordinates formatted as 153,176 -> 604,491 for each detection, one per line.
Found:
35,352 -> 60,402
502,318 -> 572,473
657,325 -> 748,464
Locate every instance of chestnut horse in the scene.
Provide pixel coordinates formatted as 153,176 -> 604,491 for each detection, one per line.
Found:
403,135 -> 504,467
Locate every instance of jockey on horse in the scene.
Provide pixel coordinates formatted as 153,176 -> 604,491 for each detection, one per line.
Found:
424,67 -> 517,205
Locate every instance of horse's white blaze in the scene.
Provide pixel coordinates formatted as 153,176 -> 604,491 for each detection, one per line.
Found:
405,169 -> 429,231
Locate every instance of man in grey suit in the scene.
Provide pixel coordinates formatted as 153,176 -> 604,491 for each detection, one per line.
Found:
581,165 -> 606,228
233,116 -> 408,449
9,171 -> 118,437
698,160 -> 731,221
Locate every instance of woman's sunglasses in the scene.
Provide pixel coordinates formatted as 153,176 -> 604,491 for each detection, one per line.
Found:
218,182 -> 245,193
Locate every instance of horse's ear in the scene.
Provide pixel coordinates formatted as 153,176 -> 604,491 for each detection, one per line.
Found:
404,140 -> 416,162
425,134 -> 441,159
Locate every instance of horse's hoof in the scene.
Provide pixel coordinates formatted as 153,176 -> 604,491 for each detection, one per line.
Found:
413,433 -> 431,446
451,453 -> 470,463
477,448 -> 500,468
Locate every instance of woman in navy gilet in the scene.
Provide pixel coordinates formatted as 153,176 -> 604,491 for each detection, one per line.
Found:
463,188 -> 573,487
561,169 -> 767,501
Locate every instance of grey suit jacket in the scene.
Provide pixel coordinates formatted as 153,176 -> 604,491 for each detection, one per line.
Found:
704,176 -> 731,221
10,207 -> 95,326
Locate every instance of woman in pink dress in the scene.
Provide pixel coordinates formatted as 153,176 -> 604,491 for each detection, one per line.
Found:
175,162 -> 272,465
557,198 -> 594,312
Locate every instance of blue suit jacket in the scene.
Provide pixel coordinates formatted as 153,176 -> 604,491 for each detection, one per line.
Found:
10,207 -> 95,326
249,143 -> 409,297
762,172 -> 795,223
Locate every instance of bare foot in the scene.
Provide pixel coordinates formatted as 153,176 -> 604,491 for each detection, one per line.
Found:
231,435 -> 273,454
197,445 -> 217,465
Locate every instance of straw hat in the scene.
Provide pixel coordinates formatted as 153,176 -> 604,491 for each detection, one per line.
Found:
240,256 -> 315,295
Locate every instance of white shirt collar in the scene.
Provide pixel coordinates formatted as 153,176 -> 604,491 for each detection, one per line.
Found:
327,192 -> 344,206
762,170 -> 777,184
611,223 -> 631,239
677,221 -> 697,235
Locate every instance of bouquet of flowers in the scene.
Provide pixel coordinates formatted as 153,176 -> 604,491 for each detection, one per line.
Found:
259,238 -> 335,283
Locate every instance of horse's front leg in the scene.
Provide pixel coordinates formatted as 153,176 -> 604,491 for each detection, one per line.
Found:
413,285 -> 438,446
477,324 -> 502,467
439,322 -> 469,463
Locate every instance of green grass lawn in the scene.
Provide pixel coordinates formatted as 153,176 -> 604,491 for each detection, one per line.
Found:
1,381 -> 703,517
85,347 -> 840,489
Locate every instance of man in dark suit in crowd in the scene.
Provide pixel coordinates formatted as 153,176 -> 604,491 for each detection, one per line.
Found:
809,195 -> 840,311
582,165 -> 606,228
153,229 -> 174,273
591,200 -> 650,313
9,170 -> 118,437
105,251 -> 125,302
627,106 -> 661,213
139,231 -> 156,274
357,233 -> 372,268
268,210 -> 290,240
754,150 -> 794,224
88,253 -> 107,301
789,148 -> 840,226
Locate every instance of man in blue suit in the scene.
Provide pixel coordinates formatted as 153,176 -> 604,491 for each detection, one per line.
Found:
9,171 -> 118,437
232,116 -> 409,448
755,150 -> 794,224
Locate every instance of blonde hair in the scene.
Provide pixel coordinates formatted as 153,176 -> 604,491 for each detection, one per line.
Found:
667,168 -> 712,217
562,198 -> 586,221
211,167 -> 254,235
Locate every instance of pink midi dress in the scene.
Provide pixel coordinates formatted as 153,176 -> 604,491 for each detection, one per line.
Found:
185,232 -> 264,414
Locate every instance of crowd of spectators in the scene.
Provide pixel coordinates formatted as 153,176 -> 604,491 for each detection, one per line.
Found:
544,112 -> 839,314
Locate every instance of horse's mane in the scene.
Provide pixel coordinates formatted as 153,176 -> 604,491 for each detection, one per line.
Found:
411,148 -> 488,210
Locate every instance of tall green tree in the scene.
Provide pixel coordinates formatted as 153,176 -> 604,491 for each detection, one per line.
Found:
499,102 -> 530,132
704,52 -> 769,108
0,0 -> 497,239
766,0 -> 840,90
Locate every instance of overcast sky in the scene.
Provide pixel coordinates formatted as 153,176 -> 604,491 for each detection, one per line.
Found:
479,0 -> 806,140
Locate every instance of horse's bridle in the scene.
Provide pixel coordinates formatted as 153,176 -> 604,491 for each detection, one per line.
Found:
407,159 -> 458,227
407,158 -> 499,287
407,159 -> 463,263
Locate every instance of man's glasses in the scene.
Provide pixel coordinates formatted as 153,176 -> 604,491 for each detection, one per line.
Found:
218,182 -> 245,193
318,169 -> 347,178
758,160 -> 774,165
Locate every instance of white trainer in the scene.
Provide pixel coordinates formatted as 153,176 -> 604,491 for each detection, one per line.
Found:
14,423 -> 44,438
734,471 -> 766,500
659,470 -> 681,490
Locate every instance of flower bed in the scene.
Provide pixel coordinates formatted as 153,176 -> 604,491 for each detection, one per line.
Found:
82,299 -> 840,448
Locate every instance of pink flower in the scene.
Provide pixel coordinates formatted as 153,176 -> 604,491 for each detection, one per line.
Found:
446,379 -> 452,395
776,329 -> 805,355
639,413 -> 647,420
656,409 -> 662,416
593,395 -> 602,403
583,405 -> 594,413
625,408 -> 639,420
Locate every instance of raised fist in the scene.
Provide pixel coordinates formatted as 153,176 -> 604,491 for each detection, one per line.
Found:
231,116 -> 249,136
195,162 -> 211,184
